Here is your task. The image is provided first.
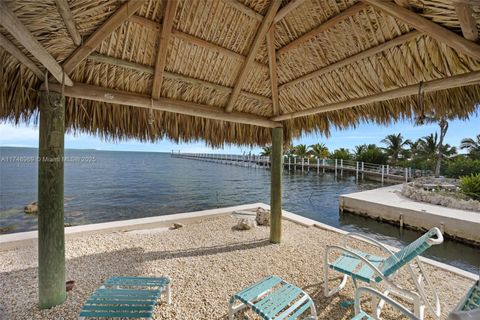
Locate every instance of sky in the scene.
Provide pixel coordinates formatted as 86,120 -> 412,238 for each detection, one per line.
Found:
1,114 -> 479,154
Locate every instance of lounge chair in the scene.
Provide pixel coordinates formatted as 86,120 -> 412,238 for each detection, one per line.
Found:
353,287 -> 418,320
79,276 -> 171,319
448,279 -> 480,320
324,227 -> 443,320
229,275 -> 317,320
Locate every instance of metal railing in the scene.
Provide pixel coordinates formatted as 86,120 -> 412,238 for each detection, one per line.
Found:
171,152 -> 415,184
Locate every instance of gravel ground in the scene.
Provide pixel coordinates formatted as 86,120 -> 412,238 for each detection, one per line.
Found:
0,214 -> 474,320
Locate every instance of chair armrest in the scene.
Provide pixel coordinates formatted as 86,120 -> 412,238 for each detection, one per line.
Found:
354,287 -> 419,320
342,232 -> 395,256
324,245 -> 387,282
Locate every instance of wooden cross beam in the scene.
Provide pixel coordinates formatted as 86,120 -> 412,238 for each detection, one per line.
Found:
273,71 -> 480,121
44,82 -> 282,128
152,0 -> 178,100
277,2 -> 367,55
280,31 -> 421,90
63,0 -> 146,74
54,0 -> 82,46
0,33 -> 44,79
222,0 -> 263,21
362,0 -> 480,60
0,2 -> 73,86
87,53 -> 271,104
274,0 -> 306,23
266,26 -> 280,116
129,15 -> 269,73
454,2 -> 478,42
225,0 -> 282,112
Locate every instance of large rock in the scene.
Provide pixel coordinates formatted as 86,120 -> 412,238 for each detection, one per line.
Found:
232,219 -> 253,231
24,201 -> 38,214
255,207 -> 270,226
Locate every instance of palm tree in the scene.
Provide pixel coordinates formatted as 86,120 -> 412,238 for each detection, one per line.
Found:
330,148 -> 351,160
260,146 -> 272,156
381,133 -> 411,165
417,133 -> 457,173
460,134 -> 480,158
415,113 -> 449,177
308,143 -> 329,159
293,144 -> 309,158
354,144 -> 388,164
354,144 -> 367,158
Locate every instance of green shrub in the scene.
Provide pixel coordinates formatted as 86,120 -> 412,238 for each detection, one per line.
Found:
459,173 -> 480,200
444,156 -> 480,178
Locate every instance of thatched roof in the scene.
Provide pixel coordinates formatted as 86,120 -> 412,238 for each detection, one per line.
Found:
0,0 -> 479,146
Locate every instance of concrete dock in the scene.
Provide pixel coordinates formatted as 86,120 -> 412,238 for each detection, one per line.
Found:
339,185 -> 480,245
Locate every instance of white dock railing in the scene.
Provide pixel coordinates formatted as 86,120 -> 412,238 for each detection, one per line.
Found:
171,152 -> 416,183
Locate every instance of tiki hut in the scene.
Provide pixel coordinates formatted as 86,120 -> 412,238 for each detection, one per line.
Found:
0,0 -> 479,309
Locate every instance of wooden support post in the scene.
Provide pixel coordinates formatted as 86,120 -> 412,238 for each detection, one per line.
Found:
38,90 -> 66,309
361,162 -> 364,180
270,127 -> 283,244
323,158 -> 325,174
381,165 -> 385,185
317,158 -> 320,174
356,161 -> 359,181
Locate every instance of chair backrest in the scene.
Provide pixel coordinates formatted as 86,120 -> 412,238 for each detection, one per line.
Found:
380,227 -> 443,277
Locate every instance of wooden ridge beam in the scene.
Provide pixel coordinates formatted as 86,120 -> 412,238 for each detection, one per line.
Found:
274,0 -> 306,24
222,0 -> 263,21
266,26 -> 280,116
277,2 -> 367,55
0,33 -> 44,79
129,15 -> 269,72
0,2 -> 73,86
362,0 -> 480,60
226,0 -> 282,112
280,30 -> 421,90
87,53 -> 271,103
273,71 -> 480,121
44,82 -> 282,128
54,0 -> 82,46
63,0 -> 145,74
454,2 -> 478,42
152,0 -> 177,99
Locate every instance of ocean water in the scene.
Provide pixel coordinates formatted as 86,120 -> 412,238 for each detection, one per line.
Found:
0,147 -> 478,272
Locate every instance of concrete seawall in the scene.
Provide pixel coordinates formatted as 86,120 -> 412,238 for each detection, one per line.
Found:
339,185 -> 480,245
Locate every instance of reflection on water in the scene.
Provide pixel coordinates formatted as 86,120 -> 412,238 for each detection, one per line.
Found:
0,147 -> 478,272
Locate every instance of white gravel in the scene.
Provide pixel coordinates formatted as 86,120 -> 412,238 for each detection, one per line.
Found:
0,214 -> 474,320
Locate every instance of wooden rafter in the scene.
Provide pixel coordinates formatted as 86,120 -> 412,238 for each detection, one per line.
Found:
87,53 -> 271,104
274,0 -> 306,24
0,2 -> 73,86
129,15 -> 269,73
454,2 -> 478,42
225,0 -> 282,112
273,71 -> 480,121
280,30 -> 421,90
363,0 -> 480,60
266,26 -> 280,116
63,0 -> 145,74
152,0 -> 178,100
45,82 -> 282,128
54,0 -> 82,46
277,2 -> 368,55
0,33 -> 44,79
222,0 -> 263,21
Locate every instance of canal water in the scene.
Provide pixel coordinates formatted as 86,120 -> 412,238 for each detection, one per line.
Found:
1,147 -> 478,272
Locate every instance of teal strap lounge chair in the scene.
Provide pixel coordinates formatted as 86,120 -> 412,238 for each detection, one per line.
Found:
104,276 -> 171,304
352,287 -> 418,320
229,275 -> 317,320
448,279 -> 480,320
79,276 -> 171,319
324,227 -> 443,320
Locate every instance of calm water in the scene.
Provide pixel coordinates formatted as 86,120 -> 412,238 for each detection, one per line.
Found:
0,147 -> 478,272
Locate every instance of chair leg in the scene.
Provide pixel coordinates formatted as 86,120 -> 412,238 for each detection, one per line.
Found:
310,301 -> 318,319
228,300 -> 235,320
166,283 -> 172,305
324,266 -> 349,297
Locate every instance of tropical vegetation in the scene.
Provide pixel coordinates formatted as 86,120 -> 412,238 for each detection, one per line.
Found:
263,132 -> 480,178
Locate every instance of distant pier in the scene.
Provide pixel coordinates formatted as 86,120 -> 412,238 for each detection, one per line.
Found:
171,152 -> 415,184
